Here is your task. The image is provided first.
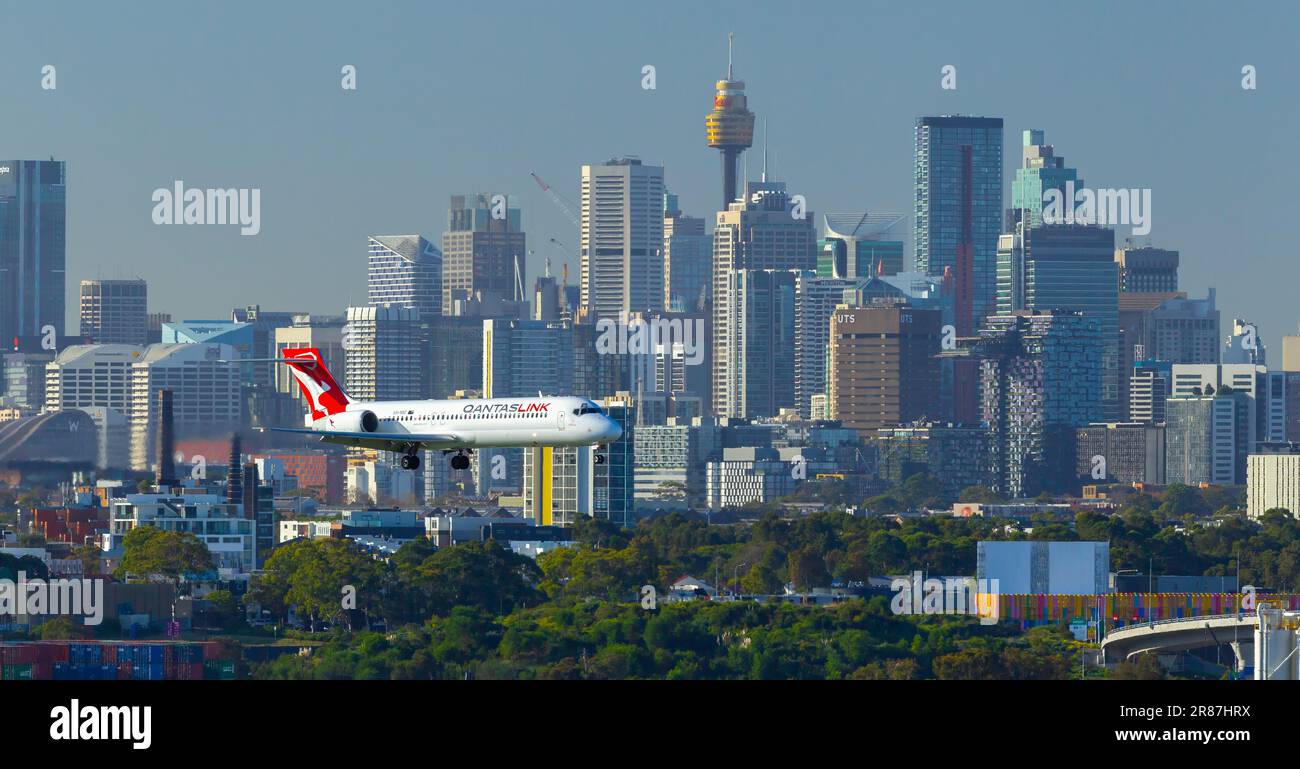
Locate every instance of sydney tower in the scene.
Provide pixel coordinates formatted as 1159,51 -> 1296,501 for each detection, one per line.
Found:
705,33 -> 756,210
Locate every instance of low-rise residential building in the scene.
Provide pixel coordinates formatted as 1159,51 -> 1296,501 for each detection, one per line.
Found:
103,492 -> 256,576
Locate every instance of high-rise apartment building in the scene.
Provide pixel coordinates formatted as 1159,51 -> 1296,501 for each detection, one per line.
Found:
975,310 -> 1103,497
996,223 -> 1120,419
580,158 -> 665,318
343,306 -> 422,402
368,235 -> 442,318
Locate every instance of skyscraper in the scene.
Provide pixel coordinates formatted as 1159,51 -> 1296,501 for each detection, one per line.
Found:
0,159 -> 67,345
580,158 -> 665,318
79,279 -> 148,345
717,269 -> 798,419
663,192 -> 712,312
705,33 -> 756,209
1166,390 -> 1250,485
1008,129 -> 1080,229
441,193 -> 525,314
794,272 -> 859,418
343,305 -> 422,402
368,235 -> 442,318
996,223 -> 1120,419
827,303 -> 942,436
914,117 -> 1003,423
914,116 -> 1004,330
712,180 -> 816,415
974,310 -> 1103,497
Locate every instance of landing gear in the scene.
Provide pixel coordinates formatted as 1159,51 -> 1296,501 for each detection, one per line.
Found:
447,449 -> 472,470
595,450 -> 606,465
400,452 -> 421,471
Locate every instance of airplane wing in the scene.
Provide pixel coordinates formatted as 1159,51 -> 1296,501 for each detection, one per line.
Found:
264,427 -> 462,443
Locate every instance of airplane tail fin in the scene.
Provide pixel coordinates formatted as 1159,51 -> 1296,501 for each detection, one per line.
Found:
279,348 -> 350,420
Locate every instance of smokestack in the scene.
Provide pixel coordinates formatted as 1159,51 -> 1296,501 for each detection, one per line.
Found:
242,461 -> 260,521
226,433 -> 243,503
155,388 -> 176,489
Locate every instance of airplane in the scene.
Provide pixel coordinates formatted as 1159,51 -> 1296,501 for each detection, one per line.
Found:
241,347 -> 623,471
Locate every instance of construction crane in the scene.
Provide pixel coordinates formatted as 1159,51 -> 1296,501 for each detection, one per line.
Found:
530,172 -> 580,228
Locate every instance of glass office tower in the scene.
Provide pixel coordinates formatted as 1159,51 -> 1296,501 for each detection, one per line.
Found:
913,116 -> 1003,330
0,159 -> 67,344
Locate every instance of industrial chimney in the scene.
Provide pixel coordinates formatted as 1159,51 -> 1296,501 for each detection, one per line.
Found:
226,433 -> 243,503
155,388 -> 177,489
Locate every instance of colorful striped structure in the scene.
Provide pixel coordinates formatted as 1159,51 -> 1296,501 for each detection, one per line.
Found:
995,593 -> 1300,630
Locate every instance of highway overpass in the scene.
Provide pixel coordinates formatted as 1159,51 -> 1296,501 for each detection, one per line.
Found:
1100,613 -> 1256,671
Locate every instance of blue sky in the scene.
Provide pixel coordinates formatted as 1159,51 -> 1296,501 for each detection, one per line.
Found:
3,0 -> 1297,349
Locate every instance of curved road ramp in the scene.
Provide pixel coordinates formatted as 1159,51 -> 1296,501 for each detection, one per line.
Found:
1100,606 -> 1300,680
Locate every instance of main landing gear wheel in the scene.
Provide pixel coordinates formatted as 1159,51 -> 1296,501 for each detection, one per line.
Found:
400,453 -> 421,471
450,452 -> 470,470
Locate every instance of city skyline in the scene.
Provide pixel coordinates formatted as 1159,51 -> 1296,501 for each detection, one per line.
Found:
2,1 -> 1296,351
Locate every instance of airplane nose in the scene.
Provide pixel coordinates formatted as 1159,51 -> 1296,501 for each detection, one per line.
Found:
603,419 -> 623,442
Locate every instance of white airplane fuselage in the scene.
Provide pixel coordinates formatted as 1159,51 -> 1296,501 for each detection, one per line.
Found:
311,395 -> 622,452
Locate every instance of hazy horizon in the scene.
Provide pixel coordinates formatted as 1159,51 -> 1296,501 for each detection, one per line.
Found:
3,0 -> 1296,350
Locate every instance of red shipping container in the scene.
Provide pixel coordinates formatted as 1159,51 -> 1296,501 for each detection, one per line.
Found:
117,662 -> 132,681
31,662 -> 52,681
102,645 -> 116,665
37,643 -> 69,664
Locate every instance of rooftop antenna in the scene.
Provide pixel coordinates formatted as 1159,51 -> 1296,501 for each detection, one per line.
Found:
761,118 -> 769,183
728,32 -> 734,80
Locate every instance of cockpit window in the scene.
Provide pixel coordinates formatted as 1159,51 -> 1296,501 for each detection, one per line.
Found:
576,403 -> 604,416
